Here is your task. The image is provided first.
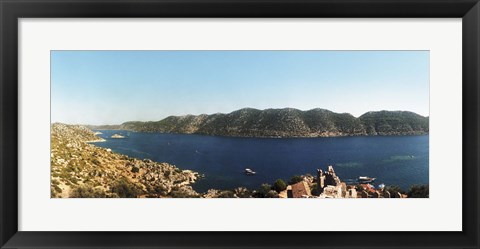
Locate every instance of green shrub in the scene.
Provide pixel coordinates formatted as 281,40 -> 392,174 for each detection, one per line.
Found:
408,185 -> 429,198
70,185 -> 108,198
251,191 -> 265,198
217,190 -> 235,198
234,187 -> 251,198
260,183 -> 272,195
153,185 -> 168,196
385,185 -> 404,198
169,187 -> 198,198
273,179 -> 287,192
110,178 -> 142,198
251,183 -> 273,198
131,166 -> 140,173
265,190 -> 279,198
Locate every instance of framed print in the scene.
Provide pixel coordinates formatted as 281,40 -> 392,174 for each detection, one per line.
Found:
1,0 -> 479,248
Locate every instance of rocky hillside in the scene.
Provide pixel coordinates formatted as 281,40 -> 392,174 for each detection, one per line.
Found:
51,123 -> 199,198
359,111 -> 429,136
119,108 -> 428,138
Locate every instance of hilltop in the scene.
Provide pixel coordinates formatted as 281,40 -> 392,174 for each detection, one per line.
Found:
111,108 -> 428,138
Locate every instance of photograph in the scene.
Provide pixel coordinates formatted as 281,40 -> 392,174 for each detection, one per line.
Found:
50,50 -> 429,198
3,0 -> 477,247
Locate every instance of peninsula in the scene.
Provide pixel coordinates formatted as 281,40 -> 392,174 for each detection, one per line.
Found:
51,123 -> 199,198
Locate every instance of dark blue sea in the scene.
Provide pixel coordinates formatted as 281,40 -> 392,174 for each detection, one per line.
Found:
93,130 -> 429,193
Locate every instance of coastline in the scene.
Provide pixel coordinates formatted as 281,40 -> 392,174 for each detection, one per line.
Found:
51,123 -> 200,198
52,123 -> 428,198
85,138 -> 107,143
92,129 -> 428,197
93,128 -> 429,140
85,137 -> 199,185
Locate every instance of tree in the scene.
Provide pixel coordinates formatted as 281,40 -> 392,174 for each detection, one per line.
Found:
310,183 -> 321,196
408,185 -> 429,198
251,191 -> 265,198
273,179 -> 287,192
234,187 -> 251,198
289,175 -> 304,185
260,183 -> 272,194
252,183 -> 273,198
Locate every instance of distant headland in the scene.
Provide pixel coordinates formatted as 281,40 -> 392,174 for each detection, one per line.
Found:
87,108 -> 429,138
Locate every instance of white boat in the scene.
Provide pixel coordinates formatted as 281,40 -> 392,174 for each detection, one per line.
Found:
358,176 -> 376,183
245,168 -> 256,175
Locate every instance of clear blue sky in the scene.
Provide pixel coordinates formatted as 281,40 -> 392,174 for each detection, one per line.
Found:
51,51 -> 429,125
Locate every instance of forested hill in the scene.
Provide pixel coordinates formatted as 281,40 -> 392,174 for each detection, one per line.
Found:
114,108 -> 428,138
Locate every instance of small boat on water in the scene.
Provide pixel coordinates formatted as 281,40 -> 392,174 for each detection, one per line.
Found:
245,168 -> 256,175
358,176 -> 376,183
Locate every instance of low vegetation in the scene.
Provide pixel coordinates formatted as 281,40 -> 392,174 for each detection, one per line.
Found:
51,123 -> 199,198
407,185 -> 429,198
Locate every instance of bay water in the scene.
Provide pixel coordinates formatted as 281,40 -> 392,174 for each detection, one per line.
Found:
94,130 -> 428,193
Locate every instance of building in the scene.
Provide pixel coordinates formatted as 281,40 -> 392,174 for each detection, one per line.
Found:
346,187 -> 357,198
316,169 -> 325,194
319,185 -> 343,198
287,181 -> 312,198
316,165 -> 343,197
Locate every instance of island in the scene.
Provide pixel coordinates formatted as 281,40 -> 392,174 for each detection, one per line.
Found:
111,134 -> 125,139
89,108 -> 429,138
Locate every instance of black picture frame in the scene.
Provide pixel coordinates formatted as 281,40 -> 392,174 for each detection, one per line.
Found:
1,0 -> 479,248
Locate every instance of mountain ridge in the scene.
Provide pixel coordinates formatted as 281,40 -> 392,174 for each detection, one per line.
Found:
90,108 -> 428,138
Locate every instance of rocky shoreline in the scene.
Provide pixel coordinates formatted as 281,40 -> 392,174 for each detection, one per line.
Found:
51,123 -> 428,198
51,123 -> 200,198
